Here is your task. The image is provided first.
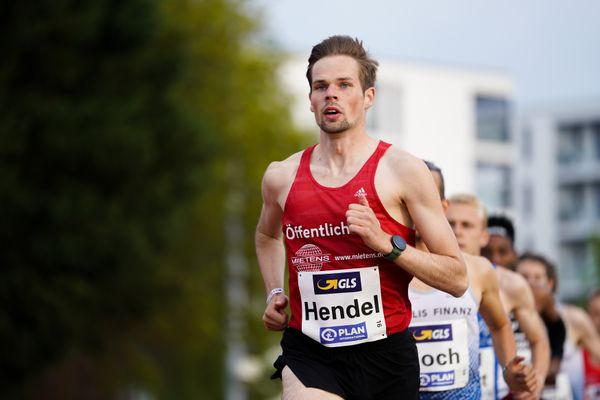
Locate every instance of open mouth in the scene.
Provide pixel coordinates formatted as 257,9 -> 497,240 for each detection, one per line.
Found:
323,106 -> 341,117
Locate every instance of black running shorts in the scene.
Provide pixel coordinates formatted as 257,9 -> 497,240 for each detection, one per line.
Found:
272,328 -> 419,400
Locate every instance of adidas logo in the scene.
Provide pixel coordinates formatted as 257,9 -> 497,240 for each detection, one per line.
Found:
354,187 -> 367,198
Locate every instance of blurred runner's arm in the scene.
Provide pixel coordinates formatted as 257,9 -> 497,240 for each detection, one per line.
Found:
511,277 -> 550,399
477,258 -> 537,395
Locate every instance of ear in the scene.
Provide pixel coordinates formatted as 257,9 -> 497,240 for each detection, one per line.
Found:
479,228 -> 490,248
441,199 -> 449,212
549,277 -> 556,292
364,87 -> 375,110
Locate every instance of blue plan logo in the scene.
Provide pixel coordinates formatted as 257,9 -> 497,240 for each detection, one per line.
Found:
320,322 -> 368,344
420,371 -> 455,388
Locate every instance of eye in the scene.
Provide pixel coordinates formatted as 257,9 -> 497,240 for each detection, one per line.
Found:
340,82 -> 350,88
314,84 -> 327,91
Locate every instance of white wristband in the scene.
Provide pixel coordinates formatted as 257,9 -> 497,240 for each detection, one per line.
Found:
266,287 -> 285,304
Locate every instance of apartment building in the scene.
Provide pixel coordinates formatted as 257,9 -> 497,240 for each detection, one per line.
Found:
516,100 -> 600,299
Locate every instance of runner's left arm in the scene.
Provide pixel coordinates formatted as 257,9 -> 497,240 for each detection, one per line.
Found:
571,306 -> 600,361
511,277 -> 550,399
346,155 -> 467,297
477,257 -> 537,395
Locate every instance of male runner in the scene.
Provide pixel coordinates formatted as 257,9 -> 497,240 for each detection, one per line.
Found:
256,35 -> 467,399
561,297 -> 600,400
409,163 -> 536,399
518,254 -> 600,400
584,290 -> 600,399
481,214 -> 551,399
446,195 -> 549,399
516,253 -> 571,399
482,214 -> 518,271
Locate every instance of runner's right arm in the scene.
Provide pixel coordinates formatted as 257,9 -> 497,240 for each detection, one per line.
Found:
256,161 -> 292,331
564,305 -> 600,361
509,273 -> 550,399
475,256 -> 537,395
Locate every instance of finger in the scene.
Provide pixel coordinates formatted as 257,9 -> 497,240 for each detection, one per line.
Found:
264,320 -> 286,331
525,373 -> 537,391
511,355 -> 526,365
263,310 -> 287,327
358,194 -> 369,207
348,225 -> 367,236
273,296 -> 289,311
347,203 -> 367,211
346,210 -> 368,221
346,216 -> 370,228
265,301 -> 288,319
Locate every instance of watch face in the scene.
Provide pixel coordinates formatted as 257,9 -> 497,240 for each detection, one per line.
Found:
392,235 -> 407,251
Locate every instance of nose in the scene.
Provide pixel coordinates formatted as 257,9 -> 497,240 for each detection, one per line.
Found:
325,85 -> 338,101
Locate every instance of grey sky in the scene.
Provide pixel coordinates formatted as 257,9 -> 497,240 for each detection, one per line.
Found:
256,0 -> 600,105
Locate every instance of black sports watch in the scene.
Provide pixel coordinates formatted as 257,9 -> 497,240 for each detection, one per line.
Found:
383,235 -> 407,260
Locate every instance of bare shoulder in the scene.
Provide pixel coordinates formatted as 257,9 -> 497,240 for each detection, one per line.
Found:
464,253 -> 496,283
262,151 -> 303,204
381,145 -> 429,180
496,267 -> 529,293
560,303 -> 592,343
462,254 -> 499,305
496,267 -> 536,307
561,304 -> 587,326
379,145 -> 437,200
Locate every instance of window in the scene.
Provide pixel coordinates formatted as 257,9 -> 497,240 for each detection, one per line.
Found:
557,123 -> 584,164
595,183 -> 600,218
521,127 -> 533,160
475,96 -> 510,142
559,242 -> 589,294
559,184 -> 585,221
522,183 -> 533,218
593,121 -> 600,161
476,163 -> 512,209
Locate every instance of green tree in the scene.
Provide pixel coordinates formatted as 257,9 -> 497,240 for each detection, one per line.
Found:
1,0 -> 309,398
1,0 -> 207,397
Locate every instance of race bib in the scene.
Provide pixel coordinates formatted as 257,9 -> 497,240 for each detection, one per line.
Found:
410,319 -> 470,391
298,267 -> 386,347
495,345 -> 533,398
479,346 -> 497,399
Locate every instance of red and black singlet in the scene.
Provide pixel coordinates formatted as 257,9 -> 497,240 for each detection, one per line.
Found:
282,141 -> 415,345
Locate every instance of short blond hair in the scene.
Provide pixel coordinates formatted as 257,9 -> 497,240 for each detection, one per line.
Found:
447,193 -> 488,226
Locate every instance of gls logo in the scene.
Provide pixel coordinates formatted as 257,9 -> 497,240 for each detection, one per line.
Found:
409,324 -> 453,343
313,271 -> 362,295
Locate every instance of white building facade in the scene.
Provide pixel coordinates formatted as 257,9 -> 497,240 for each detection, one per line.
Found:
516,101 -> 600,299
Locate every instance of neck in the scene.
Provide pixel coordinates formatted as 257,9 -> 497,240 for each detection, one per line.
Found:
463,247 -> 480,257
314,134 -> 378,170
318,127 -> 373,153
